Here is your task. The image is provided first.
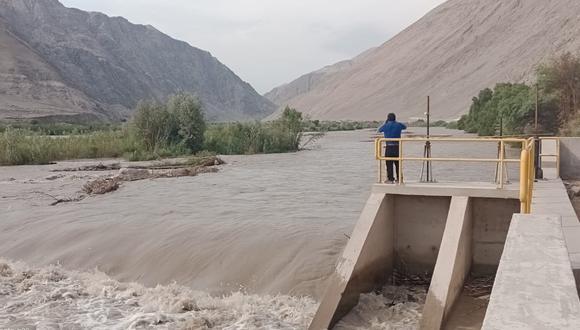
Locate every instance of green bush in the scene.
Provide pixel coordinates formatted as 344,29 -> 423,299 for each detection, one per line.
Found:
170,94 -> 206,153
132,93 -> 205,153
204,107 -> 304,155
302,119 -> 381,132
445,121 -> 460,130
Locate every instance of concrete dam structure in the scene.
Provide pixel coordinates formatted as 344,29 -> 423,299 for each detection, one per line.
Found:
310,137 -> 580,330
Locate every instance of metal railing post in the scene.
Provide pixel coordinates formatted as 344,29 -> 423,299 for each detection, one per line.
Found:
520,148 -> 530,213
376,139 -> 381,183
398,140 -> 403,185
499,140 -> 505,189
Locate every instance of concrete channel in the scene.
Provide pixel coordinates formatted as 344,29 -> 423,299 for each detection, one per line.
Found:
309,184 -> 519,329
310,137 -> 580,330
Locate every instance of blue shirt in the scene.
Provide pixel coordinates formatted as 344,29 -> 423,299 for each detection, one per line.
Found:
379,121 -> 407,145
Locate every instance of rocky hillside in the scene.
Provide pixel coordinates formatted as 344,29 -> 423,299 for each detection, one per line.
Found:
266,0 -> 580,121
0,0 -> 275,122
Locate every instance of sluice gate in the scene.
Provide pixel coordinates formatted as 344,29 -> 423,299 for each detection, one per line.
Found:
310,137 -> 580,330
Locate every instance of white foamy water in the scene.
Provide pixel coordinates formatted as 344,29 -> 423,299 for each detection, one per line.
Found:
335,285 -> 427,330
0,129 -> 514,328
0,259 -> 315,329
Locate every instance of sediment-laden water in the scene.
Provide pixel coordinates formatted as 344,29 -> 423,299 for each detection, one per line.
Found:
0,129 -> 513,329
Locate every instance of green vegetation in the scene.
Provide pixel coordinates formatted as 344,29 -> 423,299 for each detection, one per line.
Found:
458,53 -> 580,136
408,119 -> 450,128
0,129 -> 138,165
0,99 -> 307,166
204,107 -> 304,154
0,121 -> 121,135
445,121 -> 460,130
302,120 -> 381,132
132,94 -> 206,155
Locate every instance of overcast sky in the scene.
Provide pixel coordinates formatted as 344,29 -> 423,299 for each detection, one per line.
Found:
60,0 -> 445,94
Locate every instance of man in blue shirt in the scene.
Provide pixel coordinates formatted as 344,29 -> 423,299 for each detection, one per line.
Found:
378,113 -> 407,183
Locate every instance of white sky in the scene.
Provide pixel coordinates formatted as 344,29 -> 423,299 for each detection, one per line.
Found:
60,0 -> 446,94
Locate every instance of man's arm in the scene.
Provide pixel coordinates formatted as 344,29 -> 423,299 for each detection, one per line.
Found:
400,122 -> 407,130
378,123 -> 386,133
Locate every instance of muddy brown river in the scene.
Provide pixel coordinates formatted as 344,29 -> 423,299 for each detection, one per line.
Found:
0,129 -> 516,329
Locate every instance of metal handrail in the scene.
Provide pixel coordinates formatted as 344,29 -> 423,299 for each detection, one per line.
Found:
374,137 -> 534,213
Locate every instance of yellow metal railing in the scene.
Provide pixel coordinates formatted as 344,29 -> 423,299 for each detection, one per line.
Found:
519,137 -> 535,213
374,137 -> 536,213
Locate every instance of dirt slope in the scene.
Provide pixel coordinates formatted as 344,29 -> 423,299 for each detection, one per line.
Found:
266,0 -> 580,121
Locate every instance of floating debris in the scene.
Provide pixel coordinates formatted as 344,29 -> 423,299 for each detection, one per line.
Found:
464,276 -> 495,299
54,163 -> 121,172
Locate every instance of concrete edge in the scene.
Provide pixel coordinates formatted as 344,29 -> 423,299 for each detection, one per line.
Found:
372,184 -> 519,199
420,196 -> 472,329
309,193 -> 393,330
482,214 -> 580,330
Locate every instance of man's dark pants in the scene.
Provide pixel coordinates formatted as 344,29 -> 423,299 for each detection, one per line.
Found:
385,144 -> 399,182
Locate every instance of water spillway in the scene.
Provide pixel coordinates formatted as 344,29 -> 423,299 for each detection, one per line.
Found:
310,184 -> 519,329
311,136 -> 580,330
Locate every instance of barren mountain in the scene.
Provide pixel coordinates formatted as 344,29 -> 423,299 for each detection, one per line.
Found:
0,0 -> 275,122
266,0 -> 580,121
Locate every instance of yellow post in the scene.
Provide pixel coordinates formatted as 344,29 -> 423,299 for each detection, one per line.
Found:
376,139 -> 382,183
398,140 -> 404,185
520,149 -> 530,213
498,140 -> 505,189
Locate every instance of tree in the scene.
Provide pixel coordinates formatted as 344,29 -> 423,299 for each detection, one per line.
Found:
274,106 -> 303,150
460,84 -> 539,136
132,100 -> 172,151
168,93 -> 206,153
132,94 -> 206,153
537,52 -> 580,124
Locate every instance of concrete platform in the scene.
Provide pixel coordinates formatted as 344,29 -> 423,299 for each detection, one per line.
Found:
482,215 -> 580,330
532,175 -> 580,288
373,181 -> 519,199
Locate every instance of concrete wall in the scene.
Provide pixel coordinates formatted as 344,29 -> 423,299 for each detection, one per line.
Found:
471,198 -> 520,274
393,196 -> 518,275
482,214 -> 580,329
560,137 -> 580,180
309,193 -> 394,330
420,196 -> 472,329
394,195 -> 451,273
310,191 -> 520,329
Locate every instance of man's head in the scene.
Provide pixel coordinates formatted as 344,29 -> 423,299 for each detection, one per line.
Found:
387,113 -> 396,122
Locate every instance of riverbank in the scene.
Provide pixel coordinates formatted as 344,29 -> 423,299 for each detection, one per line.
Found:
0,104 -> 305,166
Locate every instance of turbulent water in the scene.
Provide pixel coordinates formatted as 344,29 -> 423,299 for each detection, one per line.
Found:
335,285 -> 427,330
0,129 -> 512,329
0,259 -> 316,329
